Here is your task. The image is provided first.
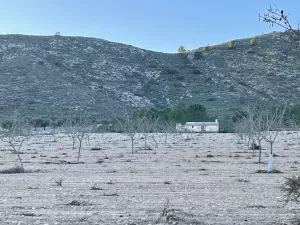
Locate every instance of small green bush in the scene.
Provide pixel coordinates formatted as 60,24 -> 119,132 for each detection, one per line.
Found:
228,40 -> 236,49
265,54 -> 274,63
177,46 -> 186,53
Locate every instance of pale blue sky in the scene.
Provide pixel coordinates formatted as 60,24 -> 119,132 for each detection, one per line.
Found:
0,0 -> 299,52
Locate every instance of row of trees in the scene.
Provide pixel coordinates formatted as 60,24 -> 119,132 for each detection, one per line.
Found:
10,103 -> 300,133
0,104 -> 212,171
233,104 -> 291,163
0,112 -> 94,171
2,102 -> 300,171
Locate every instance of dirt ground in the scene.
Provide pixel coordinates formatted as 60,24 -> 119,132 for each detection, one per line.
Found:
0,131 -> 299,225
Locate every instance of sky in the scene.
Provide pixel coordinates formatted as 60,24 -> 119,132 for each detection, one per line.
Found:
0,0 -> 300,53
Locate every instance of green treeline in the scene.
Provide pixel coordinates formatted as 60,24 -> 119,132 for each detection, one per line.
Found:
2,103 -> 300,132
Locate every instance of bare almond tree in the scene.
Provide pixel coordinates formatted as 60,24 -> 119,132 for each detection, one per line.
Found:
161,121 -> 175,146
64,114 -> 93,162
148,117 -> 161,148
258,5 -> 300,50
262,105 -> 287,155
234,105 -> 267,163
139,116 -> 151,150
0,117 -> 31,171
140,116 -> 161,149
64,121 -> 77,150
118,115 -> 141,154
49,120 -> 61,142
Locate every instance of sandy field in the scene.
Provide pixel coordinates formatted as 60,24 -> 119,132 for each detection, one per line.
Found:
0,131 -> 299,225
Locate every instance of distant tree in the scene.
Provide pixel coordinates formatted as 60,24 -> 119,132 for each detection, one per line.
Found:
160,120 -> 176,146
177,45 -> 186,53
31,118 -> 50,131
64,114 -> 93,162
117,113 -> 143,154
185,104 -> 210,122
49,119 -> 61,142
131,104 -> 211,124
139,116 -> 161,149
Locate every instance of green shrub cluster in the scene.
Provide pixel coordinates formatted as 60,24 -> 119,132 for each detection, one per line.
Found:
228,40 -> 236,49
202,44 -> 210,51
177,46 -> 186,53
265,54 -> 274,63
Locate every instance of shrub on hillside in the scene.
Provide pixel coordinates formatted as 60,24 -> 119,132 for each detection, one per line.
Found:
265,54 -> 274,63
177,46 -> 186,53
250,37 -> 255,46
193,51 -> 203,60
228,40 -> 236,49
202,44 -> 210,51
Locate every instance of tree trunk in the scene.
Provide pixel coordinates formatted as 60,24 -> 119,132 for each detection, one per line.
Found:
247,138 -> 251,151
87,135 -> 90,146
77,139 -> 82,162
16,152 -> 24,171
251,140 -> 255,156
164,133 -> 168,146
152,135 -> 158,148
10,142 -> 24,171
131,137 -> 134,154
258,139 -> 262,163
270,141 -> 273,155
144,134 -> 147,150
72,137 -> 75,149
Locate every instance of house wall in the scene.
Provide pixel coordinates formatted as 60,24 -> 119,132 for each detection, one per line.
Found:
185,125 -> 202,132
176,122 -> 219,133
205,125 -> 219,132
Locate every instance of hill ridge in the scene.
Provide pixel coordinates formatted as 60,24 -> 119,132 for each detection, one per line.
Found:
0,32 -> 299,120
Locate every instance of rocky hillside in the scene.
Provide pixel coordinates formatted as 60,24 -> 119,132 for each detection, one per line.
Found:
0,32 -> 299,120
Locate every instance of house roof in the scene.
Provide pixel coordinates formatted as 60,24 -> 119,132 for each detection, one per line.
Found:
185,122 -> 218,126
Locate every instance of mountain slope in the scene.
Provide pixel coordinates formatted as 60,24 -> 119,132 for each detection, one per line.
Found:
0,33 -> 299,120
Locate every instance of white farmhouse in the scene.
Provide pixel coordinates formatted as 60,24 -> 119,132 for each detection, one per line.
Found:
176,119 -> 219,133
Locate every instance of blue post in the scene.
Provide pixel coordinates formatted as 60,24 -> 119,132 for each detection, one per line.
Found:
268,154 -> 273,172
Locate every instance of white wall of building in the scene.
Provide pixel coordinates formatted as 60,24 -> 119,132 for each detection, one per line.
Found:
205,125 -> 219,132
176,120 -> 219,133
